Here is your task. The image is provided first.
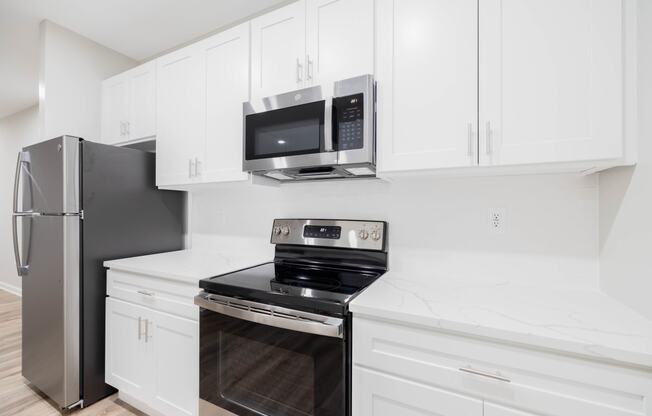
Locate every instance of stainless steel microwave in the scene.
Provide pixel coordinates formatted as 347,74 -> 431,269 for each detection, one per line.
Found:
243,75 -> 376,181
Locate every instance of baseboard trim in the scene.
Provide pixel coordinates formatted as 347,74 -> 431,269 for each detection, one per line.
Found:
118,392 -> 165,416
0,281 -> 21,297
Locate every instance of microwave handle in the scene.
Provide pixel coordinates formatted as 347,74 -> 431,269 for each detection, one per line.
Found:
324,100 -> 334,152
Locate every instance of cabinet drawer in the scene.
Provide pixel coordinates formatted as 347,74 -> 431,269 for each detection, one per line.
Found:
353,366 -> 482,416
107,269 -> 198,321
354,317 -> 652,416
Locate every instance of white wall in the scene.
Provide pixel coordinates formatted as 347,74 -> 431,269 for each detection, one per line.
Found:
599,0 -> 652,320
191,173 -> 599,289
39,20 -> 137,142
0,105 -> 39,295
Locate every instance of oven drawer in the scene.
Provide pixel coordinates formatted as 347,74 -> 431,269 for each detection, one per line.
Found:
353,316 -> 652,416
107,269 -> 198,321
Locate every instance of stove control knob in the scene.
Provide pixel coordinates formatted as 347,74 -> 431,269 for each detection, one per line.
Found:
371,230 -> 381,241
281,225 -> 290,236
358,230 -> 369,240
273,226 -> 282,235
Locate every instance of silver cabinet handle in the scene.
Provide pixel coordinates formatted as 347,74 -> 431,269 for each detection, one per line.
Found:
137,289 -> 155,296
138,316 -> 143,340
306,55 -> 314,81
296,58 -> 303,83
144,319 -> 151,343
189,158 -> 195,178
485,121 -> 493,155
125,121 -> 130,137
467,123 -> 475,158
195,157 -> 201,177
459,367 -> 511,383
120,122 -> 125,137
195,293 -> 343,338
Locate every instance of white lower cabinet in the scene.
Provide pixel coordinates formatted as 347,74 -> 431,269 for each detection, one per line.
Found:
106,276 -> 199,416
353,316 -> 652,416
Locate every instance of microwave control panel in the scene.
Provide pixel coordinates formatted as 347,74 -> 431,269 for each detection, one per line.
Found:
333,93 -> 364,151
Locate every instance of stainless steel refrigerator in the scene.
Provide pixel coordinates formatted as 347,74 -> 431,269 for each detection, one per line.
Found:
11,136 -> 185,410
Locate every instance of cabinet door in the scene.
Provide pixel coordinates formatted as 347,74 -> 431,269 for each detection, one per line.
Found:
251,0 -> 306,99
305,0 -> 374,88
129,61 -> 157,141
156,44 -> 205,186
479,0 -> 624,166
354,367 -> 483,416
148,308 -> 199,416
201,22 -> 250,183
105,298 -> 151,398
101,74 -> 130,144
485,403 -> 539,416
376,0 -> 479,173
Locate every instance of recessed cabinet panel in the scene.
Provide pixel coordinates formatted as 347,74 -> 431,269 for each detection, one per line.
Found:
306,0 -> 374,89
479,0 -> 624,166
202,23 -> 251,183
105,298 -> 150,397
156,45 -> 205,186
376,0 -> 479,173
129,62 -> 157,141
149,309 -> 199,416
101,75 -> 130,144
251,1 -> 306,99
353,367 -> 483,416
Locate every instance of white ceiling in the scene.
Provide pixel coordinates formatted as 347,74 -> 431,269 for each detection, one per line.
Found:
0,0 -> 289,119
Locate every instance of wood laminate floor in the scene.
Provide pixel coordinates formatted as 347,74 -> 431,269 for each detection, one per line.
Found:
0,289 -> 146,416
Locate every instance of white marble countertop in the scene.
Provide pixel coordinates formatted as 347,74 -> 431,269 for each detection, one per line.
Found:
350,272 -> 652,369
104,247 -> 273,284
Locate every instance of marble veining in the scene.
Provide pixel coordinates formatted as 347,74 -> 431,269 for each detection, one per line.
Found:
350,272 -> 652,369
103,246 -> 273,283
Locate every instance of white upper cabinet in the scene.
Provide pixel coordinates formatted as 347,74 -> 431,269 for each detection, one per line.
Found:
478,0 -> 625,166
251,0 -> 374,99
484,403 -> 538,416
156,22 -> 252,187
101,61 -> 156,145
376,0 -> 479,173
201,23 -> 251,183
251,1 -> 306,99
305,0 -> 374,88
128,62 -> 157,142
101,74 -> 130,144
156,44 -> 205,186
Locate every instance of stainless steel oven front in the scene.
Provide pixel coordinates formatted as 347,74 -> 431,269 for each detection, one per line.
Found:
243,75 -> 375,180
195,292 -> 348,416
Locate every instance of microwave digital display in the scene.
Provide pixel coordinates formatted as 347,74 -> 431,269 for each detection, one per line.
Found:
303,225 -> 342,239
333,93 -> 364,151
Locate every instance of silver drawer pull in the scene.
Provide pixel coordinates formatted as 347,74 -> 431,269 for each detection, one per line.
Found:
459,366 -> 511,383
137,289 -> 155,297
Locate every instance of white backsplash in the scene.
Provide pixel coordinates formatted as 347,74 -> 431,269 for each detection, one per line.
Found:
190,173 -> 598,290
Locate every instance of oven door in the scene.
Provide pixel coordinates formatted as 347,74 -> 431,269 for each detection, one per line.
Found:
243,85 -> 337,173
195,294 -> 346,416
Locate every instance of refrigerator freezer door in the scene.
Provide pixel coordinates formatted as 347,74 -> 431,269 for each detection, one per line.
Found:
16,136 -> 80,214
21,214 -> 81,408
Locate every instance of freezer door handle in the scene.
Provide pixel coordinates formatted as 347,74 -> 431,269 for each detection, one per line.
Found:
13,151 -> 31,213
12,214 -> 30,276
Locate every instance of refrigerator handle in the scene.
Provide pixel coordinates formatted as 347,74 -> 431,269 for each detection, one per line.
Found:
13,151 -> 31,213
12,214 -> 30,276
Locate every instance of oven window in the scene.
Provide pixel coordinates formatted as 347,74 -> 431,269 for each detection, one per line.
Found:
220,332 -> 315,416
200,309 -> 345,416
245,101 -> 325,160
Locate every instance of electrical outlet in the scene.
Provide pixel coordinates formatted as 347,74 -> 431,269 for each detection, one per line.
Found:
488,208 -> 506,234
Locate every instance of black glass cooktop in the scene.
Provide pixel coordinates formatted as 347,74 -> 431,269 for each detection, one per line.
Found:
199,261 -> 383,316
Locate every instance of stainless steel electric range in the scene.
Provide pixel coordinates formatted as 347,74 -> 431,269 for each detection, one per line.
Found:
195,219 -> 388,416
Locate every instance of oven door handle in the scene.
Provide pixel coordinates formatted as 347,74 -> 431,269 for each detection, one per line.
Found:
194,294 -> 344,339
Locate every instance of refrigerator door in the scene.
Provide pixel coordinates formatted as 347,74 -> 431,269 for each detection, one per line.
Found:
21,214 -> 81,408
15,136 -> 80,215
